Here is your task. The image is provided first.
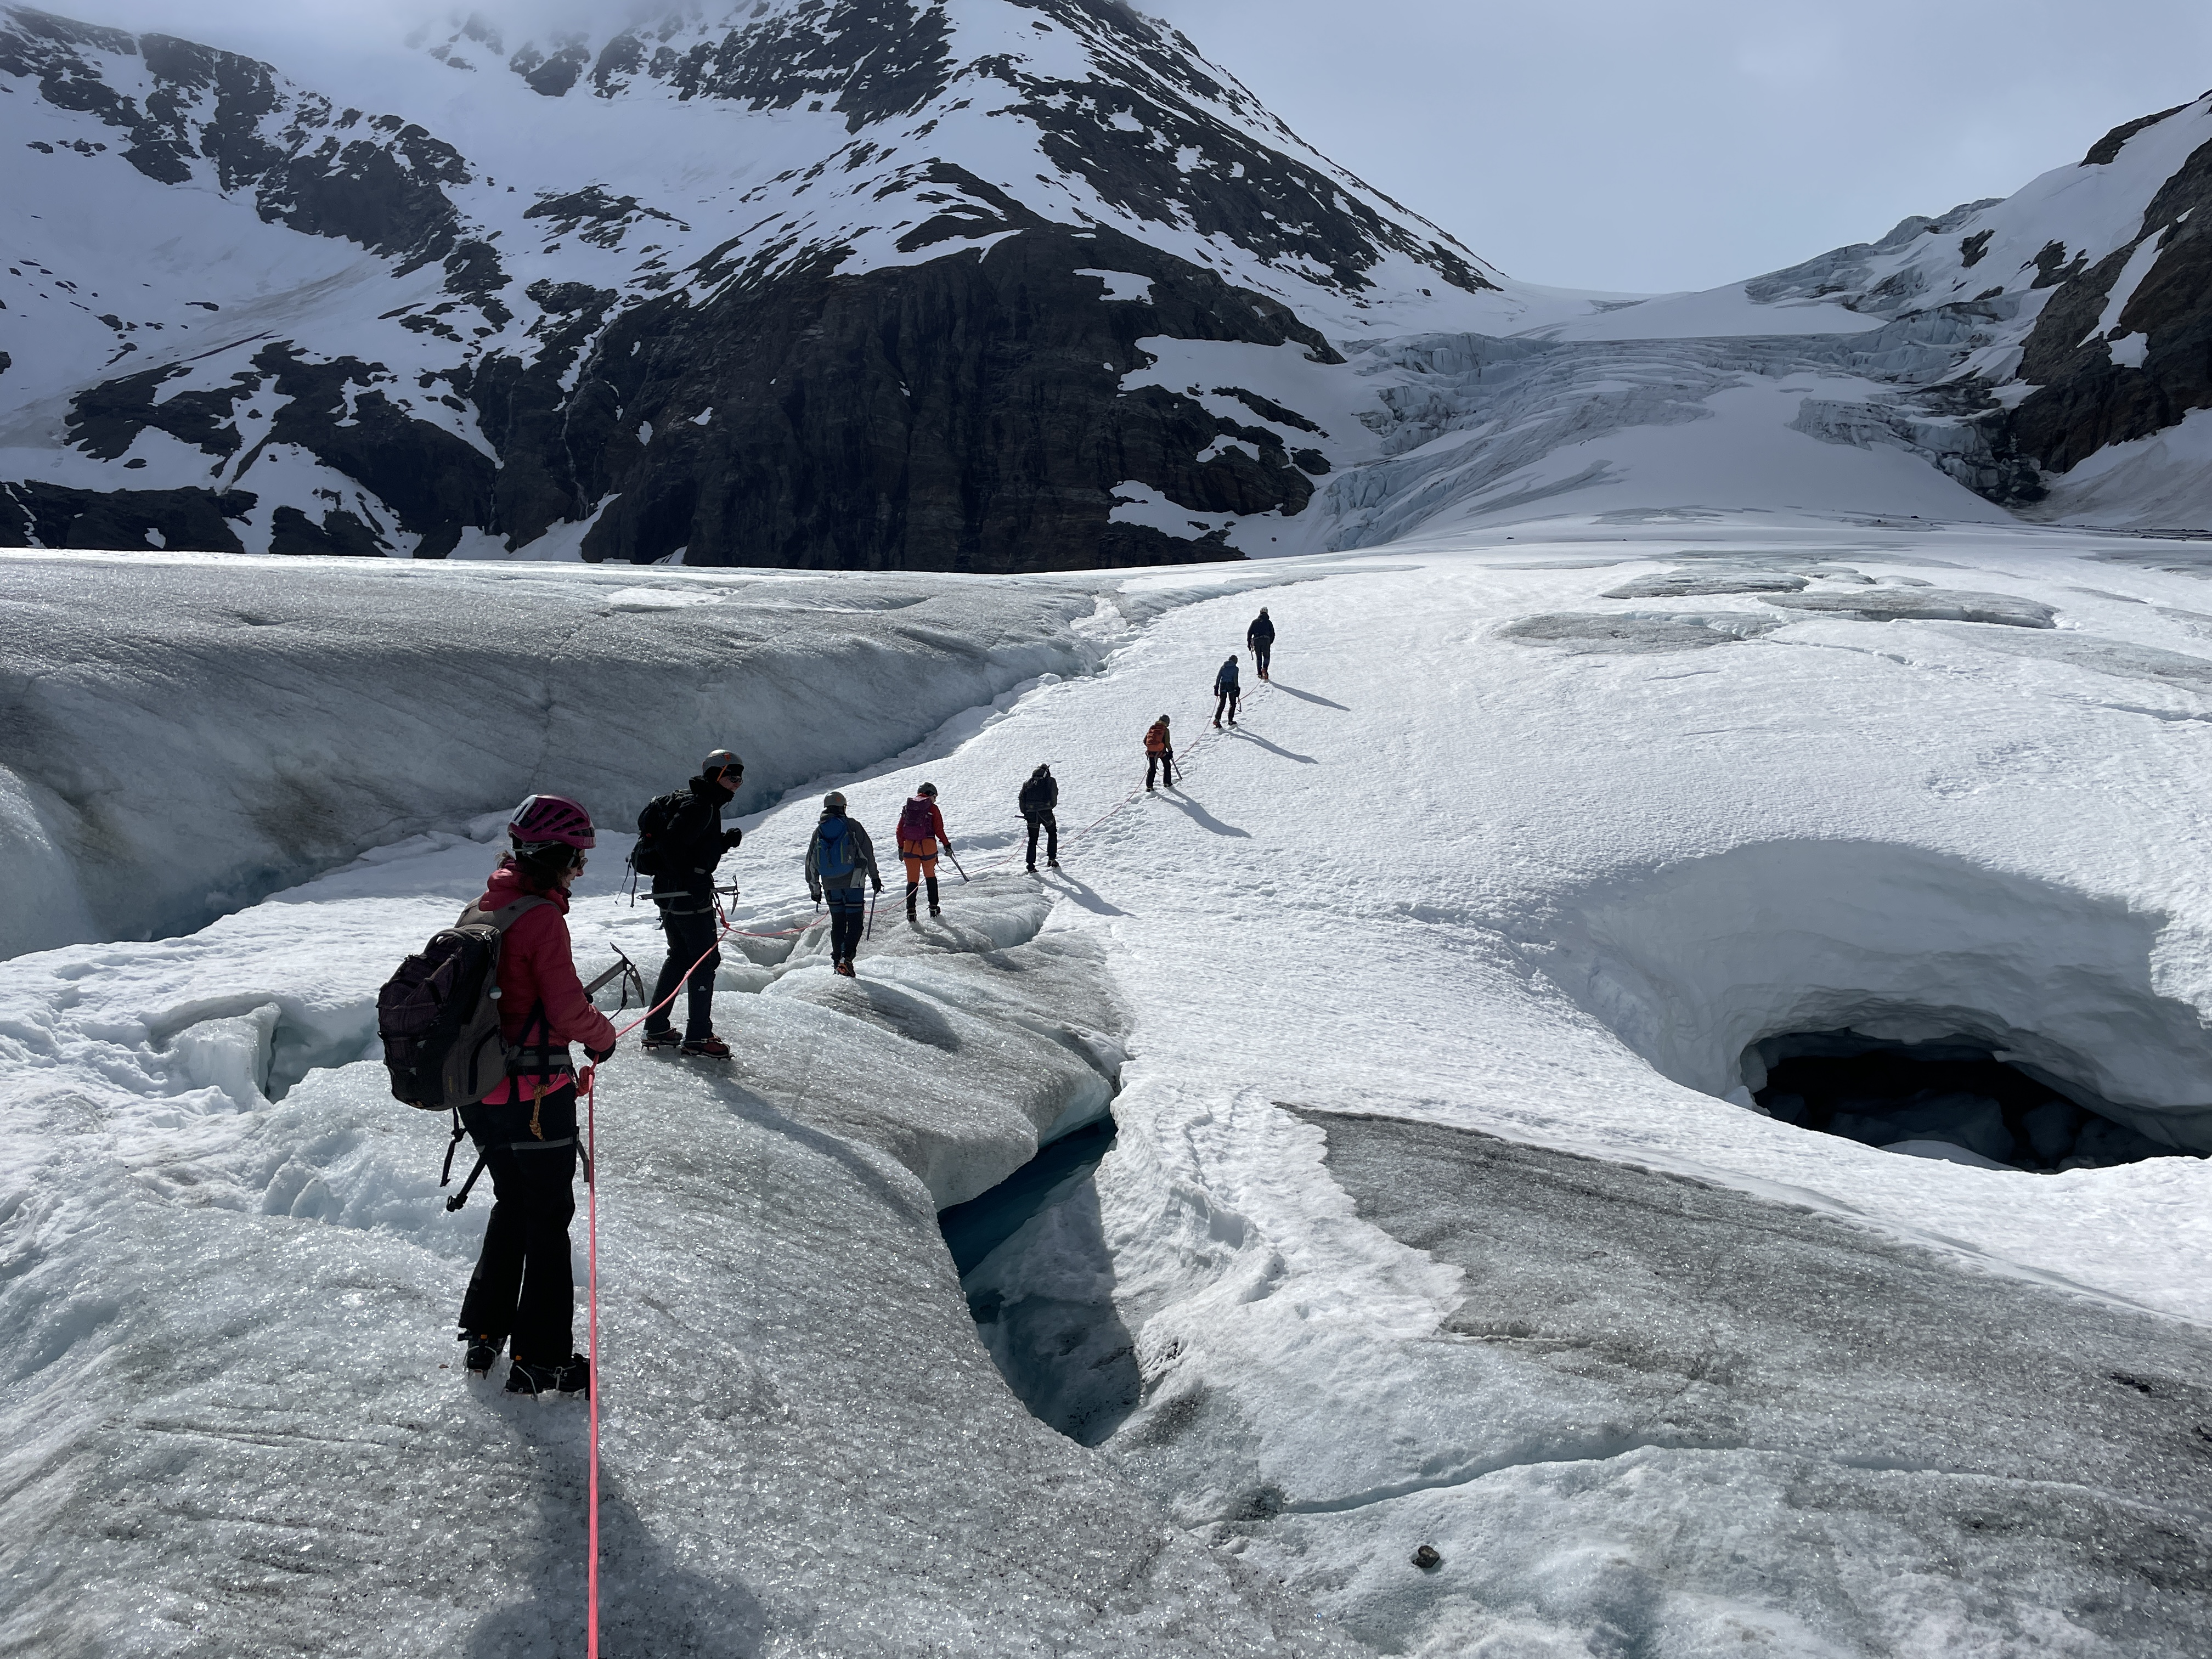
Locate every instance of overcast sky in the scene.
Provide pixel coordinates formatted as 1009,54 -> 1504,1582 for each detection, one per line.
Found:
80,0 -> 2212,295
1159,0 -> 2212,292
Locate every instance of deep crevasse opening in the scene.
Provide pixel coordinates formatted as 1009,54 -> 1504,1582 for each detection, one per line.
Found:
1748,1029 -> 2191,1171
1534,839 -> 2212,1154
938,1114 -> 1139,1447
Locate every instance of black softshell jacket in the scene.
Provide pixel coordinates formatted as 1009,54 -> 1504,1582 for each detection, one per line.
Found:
651,776 -> 741,912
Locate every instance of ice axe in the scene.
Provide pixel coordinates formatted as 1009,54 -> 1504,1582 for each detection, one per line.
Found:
944,847 -> 970,884
584,949 -> 647,1014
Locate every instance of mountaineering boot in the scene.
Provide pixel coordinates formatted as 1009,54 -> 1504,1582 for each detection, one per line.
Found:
506,1352 -> 591,1399
834,960 -> 856,978
1026,862 -> 1037,874
461,1330 -> 503,1376
679,1034 -> 732,1059
641,1028 -> 682,1052
905,882 -> 919,921
1048,857 -> 1060,868
926,876 -> 940,917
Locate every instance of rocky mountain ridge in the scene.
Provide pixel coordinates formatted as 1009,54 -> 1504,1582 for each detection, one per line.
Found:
2,3 -> 2209,563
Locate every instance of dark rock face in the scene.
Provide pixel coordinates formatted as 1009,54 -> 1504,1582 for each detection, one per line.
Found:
2008,133 -> 2212,481
550,223 -> 1329,569
0,480 -> 256,550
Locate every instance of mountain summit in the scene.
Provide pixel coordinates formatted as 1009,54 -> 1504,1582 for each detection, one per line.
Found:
0,0 -> 1535,566
2,5 -> 2209,562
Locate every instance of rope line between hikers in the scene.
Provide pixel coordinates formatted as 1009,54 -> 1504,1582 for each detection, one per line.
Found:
567,665 -> 1273,1659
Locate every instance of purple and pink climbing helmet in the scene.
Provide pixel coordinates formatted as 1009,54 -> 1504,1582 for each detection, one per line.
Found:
507,794 -> 596,851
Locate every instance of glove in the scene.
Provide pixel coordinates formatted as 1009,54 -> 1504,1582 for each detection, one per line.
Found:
871,879 -> 884,893
809,889 -> 822,905
723,827 -> 744,850
585,1042 -> 615,1064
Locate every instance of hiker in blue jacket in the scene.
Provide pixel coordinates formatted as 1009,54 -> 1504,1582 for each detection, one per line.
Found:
805,791 -> 882,977
1213,654 -> 1241,727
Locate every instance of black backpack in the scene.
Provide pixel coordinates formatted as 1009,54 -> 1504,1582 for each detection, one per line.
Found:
628,788 -> 692,878
377,898 -> 549,1111
377,898 -> 556,1210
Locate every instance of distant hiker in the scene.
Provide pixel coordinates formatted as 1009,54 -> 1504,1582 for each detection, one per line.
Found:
807,791 -> 882,976
1019,764 -> 1059,871
637,748 -> 744,1060
1213,654 -> 1241,727
1247,607 -> 1275,680
896,782 -> 953,920
455,795 -> 616,1398
1144,714 -> 1175,791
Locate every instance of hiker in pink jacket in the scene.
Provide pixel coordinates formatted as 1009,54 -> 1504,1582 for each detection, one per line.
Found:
896,781 -> 952,921
455,794 -> 617,1400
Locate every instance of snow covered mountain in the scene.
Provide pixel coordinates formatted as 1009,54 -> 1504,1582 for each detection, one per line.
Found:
1,5 -> 2208,566
1427,88 -> 2212,537
0,0 -> 1554,567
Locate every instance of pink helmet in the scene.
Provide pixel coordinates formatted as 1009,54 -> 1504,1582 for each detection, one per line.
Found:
507,794 -> 595,850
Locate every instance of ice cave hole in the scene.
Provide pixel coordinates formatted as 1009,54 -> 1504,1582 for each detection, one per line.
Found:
1746,1030 -> 2199,1172
937,1115 -> 1141,1446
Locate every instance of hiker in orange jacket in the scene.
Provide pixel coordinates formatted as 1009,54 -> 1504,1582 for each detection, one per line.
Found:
1144,715 -> 1175,792
896,781 -> 952,919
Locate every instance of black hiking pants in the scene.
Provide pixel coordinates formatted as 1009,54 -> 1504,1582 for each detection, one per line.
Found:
1146,751 -> 1175,789
1214,686 -> 1240,724
458,1083 -> 578,1365
826,884 -> 867,961
1251,641 -> 1272,677
1024,810 -> 1059,867
648,905 -> 720,1041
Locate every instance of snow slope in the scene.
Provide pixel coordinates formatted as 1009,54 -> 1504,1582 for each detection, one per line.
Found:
7,523 -> 2212,1652
0,548 -> 1306,955
5,8 -> 2211,558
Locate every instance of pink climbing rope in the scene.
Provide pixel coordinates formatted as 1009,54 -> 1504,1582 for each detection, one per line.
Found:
582,1060 -> 602,1659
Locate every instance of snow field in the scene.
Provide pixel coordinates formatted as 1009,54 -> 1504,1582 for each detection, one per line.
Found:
894,524 -> 2212,1651
8,524 -> 2212,1652
0,826 -> 1362,1654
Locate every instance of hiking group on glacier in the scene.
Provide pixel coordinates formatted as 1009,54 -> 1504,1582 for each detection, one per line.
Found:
375,607 -> 1283,1398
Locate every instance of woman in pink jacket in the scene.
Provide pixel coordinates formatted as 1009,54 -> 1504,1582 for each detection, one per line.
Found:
456,794 -> 618,1398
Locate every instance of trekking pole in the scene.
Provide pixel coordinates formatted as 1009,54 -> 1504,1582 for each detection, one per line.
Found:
867,889 -> 878,938
580,1062 -> 603,1659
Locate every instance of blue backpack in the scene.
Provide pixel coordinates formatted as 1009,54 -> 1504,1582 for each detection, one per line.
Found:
816,816 -> 855,879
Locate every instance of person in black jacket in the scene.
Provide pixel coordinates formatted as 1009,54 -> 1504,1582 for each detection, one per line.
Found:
1019,764 -> 1059,872
1247,607 -> 1276,680
642,749 -> 744,1059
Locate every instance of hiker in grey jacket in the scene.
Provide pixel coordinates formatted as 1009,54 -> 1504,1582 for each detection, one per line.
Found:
805,792 -> 883,977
